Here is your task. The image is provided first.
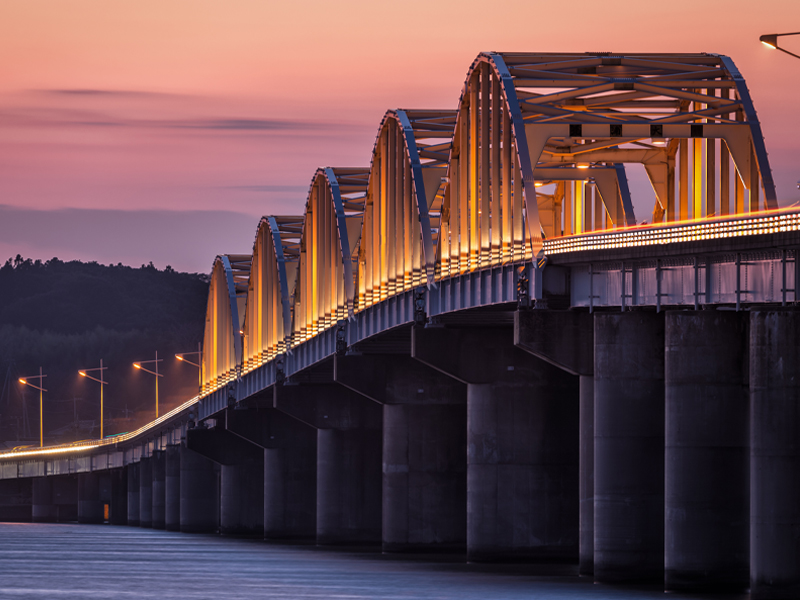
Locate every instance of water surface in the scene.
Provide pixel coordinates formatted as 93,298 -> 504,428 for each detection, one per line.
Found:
0,523 -> 747,599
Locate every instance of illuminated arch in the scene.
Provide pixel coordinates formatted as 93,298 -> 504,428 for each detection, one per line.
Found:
500,52 -> 776,226
201,254 -> 251,392
242,216 -> 303,373
357,109 -> 456,309
293,167 -> 369,343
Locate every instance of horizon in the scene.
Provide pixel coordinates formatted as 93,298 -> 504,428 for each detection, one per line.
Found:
1,1 -> 799,273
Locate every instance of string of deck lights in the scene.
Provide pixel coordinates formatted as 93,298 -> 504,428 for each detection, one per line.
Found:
544,211 -> 800,255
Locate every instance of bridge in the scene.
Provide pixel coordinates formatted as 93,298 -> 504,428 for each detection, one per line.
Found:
1,52 -> 798,598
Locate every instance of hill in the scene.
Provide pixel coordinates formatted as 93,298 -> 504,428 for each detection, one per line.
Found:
0,256 -> 209,445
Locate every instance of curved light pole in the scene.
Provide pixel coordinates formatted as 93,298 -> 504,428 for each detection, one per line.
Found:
133,352 -> 163,418
79,360 -> 108,439
18,367 -> 47,447
176,342 -> 202,391
760,32 -> 800,60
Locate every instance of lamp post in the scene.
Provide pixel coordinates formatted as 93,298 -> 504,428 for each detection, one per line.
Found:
760,32 -> 800,60
18,367 -> 47,447
78,360 -> 108,439
133,352 -> 163,418
175,342 -> 203,391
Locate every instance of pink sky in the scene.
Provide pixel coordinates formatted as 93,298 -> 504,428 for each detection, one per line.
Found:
1,0 -> 799,272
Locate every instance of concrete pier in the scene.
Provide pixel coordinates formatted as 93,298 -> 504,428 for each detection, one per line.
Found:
664,311 -> 749,592
594,311 -> 664,583
165,444 -> 181,531
225,407 -> 317,540
275,381 -> 382,545
0,478 -> 32,522
126,463 -> 140,526
32,477 -> 57,523
336,353 -> 467,553
750,310 -> 800,600
414,324 -> 579,563
139,456 -> 153,528
110,468 -> 127,525
151,450 -> 166,529
77,472 -> 104,524
515,310 -> 594,574
179,442 -> 218,533
187,422 -> 264,536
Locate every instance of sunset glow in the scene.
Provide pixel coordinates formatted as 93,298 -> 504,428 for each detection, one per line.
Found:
1,1 -> 798,271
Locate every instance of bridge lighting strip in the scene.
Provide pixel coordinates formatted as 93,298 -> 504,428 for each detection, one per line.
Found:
0,396 -> 200,461
544,211 -> 800,255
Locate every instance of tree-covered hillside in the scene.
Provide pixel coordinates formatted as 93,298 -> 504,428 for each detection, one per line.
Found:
0,256 -> 209,445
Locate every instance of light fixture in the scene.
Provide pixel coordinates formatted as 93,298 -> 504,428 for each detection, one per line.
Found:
760,32 -> 800,59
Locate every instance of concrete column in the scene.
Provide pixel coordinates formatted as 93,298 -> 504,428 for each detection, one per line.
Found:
274,381 -> 382,545
594,311 -> 664,583
110,468 -> 127,525
151,450 -> 166,529
317,427 -> 382,544
220,459 -> 264,535
138,457 -> 153,528
751,310 -> 800,600
77,472 -> 104,524
187,421 -> 264,536
516,310 -> 594,573
223,406 -> 317,540
126,463 -> 140,526
665,311 -> 749,592
414,324 -> 580,563
382,403 -> 466,552
579,375 -> 594,576
0,478 -> 32,522
165,444 -> 181,531
32,477 -> 57,523
179,442 -> 218,533
335,353 -> 467,553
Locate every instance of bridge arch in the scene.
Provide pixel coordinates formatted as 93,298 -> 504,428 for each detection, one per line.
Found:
241,216 -> 303,373
201,254 -> 251,393
494,52 -> 776,227
293,167 -> 369,343
357,109 -> 456,310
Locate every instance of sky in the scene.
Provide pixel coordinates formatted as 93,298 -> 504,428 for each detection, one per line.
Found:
1,0 -> 799,273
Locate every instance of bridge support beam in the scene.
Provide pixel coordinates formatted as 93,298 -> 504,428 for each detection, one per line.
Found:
139,456 -> 153,528
275,380 -> 382,545
594,311 -> 664,583
152,450 -> 166,530
515,309 -> 594,575
413,324 -> 579,563
126,462 -> 140,526
33,475 -> 77,523
165,444 -> 181,531
187,424 -> 264,536
335,353 -> 467,553
751,310 -> 800,600
179,442 -> 219,533
225,405 -> 317,540
664,311 -> 749,592
110,468 -> 127,525
77,472 -> 104,524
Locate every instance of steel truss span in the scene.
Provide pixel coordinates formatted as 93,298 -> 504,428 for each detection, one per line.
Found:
0,51 -> 794,460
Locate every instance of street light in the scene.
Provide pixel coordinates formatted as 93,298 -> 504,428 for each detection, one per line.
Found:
18,367 -> 47,447
760,32 -> 800,60
176,342 -> 203,391
78,360 -> 108,439
133,351 -> 163,418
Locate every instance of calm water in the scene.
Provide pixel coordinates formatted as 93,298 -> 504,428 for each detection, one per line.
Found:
0,523 -> 747,600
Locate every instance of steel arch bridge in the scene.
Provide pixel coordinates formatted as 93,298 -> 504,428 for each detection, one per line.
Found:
195,51 -> 783,408
1,50 -> 795,451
